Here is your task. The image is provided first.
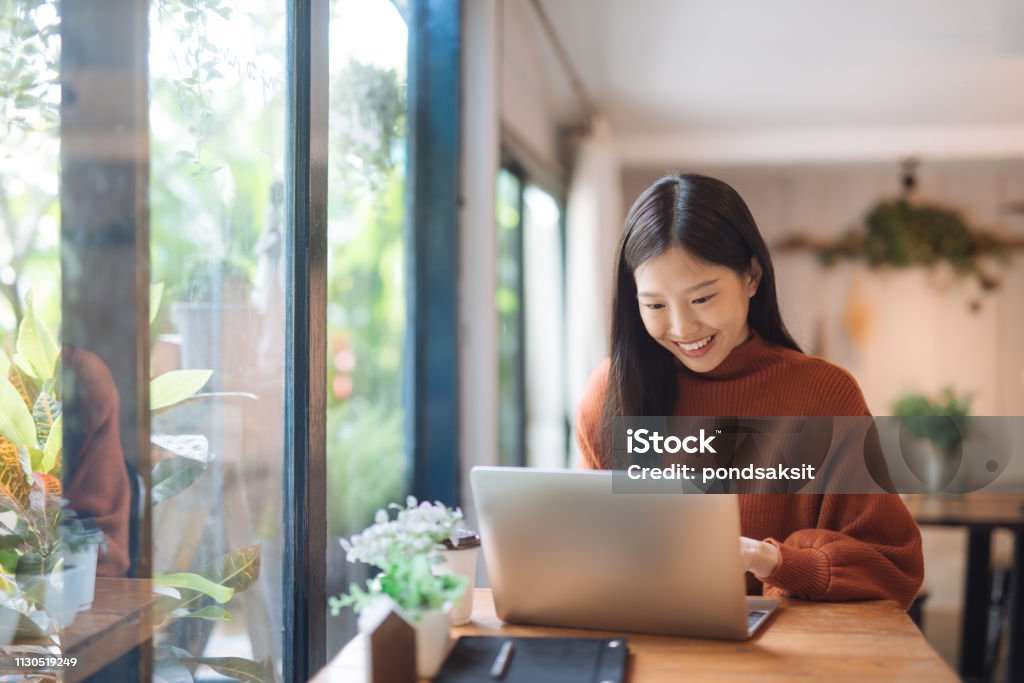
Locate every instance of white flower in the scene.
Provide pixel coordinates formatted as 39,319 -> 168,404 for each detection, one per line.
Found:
339,498 -> 467,569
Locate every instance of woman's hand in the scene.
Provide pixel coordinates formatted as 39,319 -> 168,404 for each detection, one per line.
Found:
740,536 -> 780,579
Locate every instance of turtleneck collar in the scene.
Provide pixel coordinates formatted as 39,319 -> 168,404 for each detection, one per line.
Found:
678,330 -> 784,381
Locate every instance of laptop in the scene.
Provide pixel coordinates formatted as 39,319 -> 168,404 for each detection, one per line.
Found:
470,466 -> 778,640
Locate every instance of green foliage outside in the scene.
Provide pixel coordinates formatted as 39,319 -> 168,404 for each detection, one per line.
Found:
325,56 -> 409,537
0,0 -> 60,334
2,2 -> 412,667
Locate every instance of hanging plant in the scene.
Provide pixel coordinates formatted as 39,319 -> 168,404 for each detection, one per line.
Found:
819,199 -> 1006,288
777,198 -> 1014,294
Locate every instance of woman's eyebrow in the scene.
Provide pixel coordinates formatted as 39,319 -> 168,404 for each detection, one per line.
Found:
686,278 -> 718,293
638,279 -> 718,297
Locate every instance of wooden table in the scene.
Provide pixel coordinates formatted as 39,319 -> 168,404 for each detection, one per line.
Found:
904,493 -> 1024,682
63,577 -> 157,681
0,577 -> 158,682
313,589 -> 957,682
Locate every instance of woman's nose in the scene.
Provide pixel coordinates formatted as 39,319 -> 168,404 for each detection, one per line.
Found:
669,308 -> 698,338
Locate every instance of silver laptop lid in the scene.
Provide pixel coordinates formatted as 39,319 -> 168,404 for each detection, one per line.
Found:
471,466 -> 755,640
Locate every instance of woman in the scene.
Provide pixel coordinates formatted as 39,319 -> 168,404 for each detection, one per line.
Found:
576,174 -> 923,609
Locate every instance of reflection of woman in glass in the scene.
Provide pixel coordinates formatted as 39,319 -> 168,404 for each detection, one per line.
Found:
63,345 -> 131,577
576,174 -> 923,608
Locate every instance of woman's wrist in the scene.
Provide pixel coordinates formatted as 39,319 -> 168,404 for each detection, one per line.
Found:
752,540 -> 780,579
741,536 -> 781,579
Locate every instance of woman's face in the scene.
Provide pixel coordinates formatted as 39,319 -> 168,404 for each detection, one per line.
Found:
633,245 -> 761,373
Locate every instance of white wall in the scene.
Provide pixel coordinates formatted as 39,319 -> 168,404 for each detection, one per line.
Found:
459,0 -> 501,527
499,0 -> 568,176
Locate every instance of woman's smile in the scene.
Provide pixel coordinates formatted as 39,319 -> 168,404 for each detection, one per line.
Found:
674,333 -> 717,357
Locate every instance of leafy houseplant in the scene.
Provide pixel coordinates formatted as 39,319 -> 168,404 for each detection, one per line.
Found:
892,387 -> 971,453
330,496 -> 468,618
820,200 -> 1006,289
0,289 -> 265,672
892,387 -> 971,491
331,497 -> 469,678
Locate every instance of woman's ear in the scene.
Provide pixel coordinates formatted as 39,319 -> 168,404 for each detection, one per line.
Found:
746,256 -> 763,297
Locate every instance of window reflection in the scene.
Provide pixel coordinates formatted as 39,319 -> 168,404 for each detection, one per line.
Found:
149,1 -> 286,680
325,0 -> 410,656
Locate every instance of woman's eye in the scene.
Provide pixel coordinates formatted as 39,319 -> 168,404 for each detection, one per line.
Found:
643,303 -> 665,310
691,294 -> 715,305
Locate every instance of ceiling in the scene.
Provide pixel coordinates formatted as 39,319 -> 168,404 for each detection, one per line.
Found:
534,0 -> 1024,137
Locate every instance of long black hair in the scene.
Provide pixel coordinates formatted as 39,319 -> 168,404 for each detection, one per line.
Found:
600,174 -> 801,464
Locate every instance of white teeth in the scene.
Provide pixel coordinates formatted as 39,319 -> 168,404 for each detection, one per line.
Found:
679,335 -> 713,351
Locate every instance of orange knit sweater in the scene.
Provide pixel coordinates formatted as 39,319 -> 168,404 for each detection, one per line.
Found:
576,333 -> 924,609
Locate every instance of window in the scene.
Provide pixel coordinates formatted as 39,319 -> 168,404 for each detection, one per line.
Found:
496,164 -> 569,469
325,0 -> 409,654
0,0 -> 458,678
149,2 -> 287,678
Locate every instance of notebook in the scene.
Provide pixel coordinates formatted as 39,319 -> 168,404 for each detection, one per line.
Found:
434,636 -> 628,683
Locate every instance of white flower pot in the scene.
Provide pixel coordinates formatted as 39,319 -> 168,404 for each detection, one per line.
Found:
414,608 -> 452,678
64,544 -> 99,612
42,565 -> 87,629
0,605 -> 17,645
434,545 -> 479,625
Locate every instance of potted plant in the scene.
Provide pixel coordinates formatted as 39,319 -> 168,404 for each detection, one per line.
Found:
892,387 -> 971,492
59,515 -> 104,612
330,497 -> 471,677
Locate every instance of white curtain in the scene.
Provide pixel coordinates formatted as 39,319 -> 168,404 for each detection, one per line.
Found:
565,114 -> 623,463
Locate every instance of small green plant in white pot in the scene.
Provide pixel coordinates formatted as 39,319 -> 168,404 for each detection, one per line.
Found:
59,515 -> 104,612
331,498 -> 470,677
893,387 -> 971,492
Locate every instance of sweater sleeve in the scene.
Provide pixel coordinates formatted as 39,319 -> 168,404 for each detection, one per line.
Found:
758,364 -> 923,609
761,493 -> 924,610
575,360 -> 610,470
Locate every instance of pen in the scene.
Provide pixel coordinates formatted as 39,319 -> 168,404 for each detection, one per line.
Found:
489,639 -> 515,678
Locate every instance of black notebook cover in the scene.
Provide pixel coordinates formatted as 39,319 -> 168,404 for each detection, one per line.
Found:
434,635 -> 629,683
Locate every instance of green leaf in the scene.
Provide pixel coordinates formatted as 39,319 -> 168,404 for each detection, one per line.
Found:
0,376 -> 36,446
150,370 -> 213,412
151,433 -> 211,463
150,282 -> 164,325
7,365 -> 38,410
153,573 -> 234,604
201,544 -> 261,593
0,549 -> 19,573
156,391 -> 257,413
41,414 -> 61,473
151,456 -> 207,505
176,605 -> 233,622
32,391 -> 60,446
15,292 -> 59,382
0,440 -> 30,515
25,445 -> 44,474
153,546 -> 261,627
185,656 -> 275,683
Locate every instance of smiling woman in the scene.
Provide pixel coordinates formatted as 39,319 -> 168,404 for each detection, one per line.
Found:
634,246 -> 761,373
577,174 -> 925,609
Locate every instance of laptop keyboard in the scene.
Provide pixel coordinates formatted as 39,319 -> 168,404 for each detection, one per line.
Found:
747,609 -> 769,631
